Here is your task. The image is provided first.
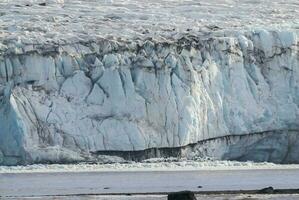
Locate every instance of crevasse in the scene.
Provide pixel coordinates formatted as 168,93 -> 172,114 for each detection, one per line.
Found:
0,30 -> 298,165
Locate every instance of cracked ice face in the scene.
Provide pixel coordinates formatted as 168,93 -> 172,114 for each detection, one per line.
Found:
0,28 -> 298,165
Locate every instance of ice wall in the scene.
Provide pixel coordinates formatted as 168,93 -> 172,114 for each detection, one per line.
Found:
0,30 -> 298,165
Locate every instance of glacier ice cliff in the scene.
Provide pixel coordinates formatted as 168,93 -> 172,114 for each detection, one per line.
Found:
0,29 -> 298,165
1,0 -> 299,165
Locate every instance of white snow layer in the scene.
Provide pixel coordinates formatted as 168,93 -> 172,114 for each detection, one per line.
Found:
0,0 -> 298,165
0,0 -> 299,44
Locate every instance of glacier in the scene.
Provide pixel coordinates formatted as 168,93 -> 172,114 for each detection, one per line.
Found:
0,0 -> 298,165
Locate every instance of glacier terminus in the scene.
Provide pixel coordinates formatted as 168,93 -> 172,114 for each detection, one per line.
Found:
0,0 -> 298,165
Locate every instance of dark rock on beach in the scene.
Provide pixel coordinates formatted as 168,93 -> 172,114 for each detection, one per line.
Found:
168,191 -> 196,200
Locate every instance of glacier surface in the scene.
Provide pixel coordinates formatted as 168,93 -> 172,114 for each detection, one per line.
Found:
0,0 -> 298,165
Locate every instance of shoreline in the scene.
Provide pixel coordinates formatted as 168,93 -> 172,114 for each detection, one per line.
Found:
2,168 -> 299,198
3,189 -> 299,200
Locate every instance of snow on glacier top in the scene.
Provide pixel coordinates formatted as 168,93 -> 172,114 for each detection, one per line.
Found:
0,0 -> 299,47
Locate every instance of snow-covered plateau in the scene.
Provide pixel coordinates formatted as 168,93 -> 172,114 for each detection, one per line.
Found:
0,0 -> 298,165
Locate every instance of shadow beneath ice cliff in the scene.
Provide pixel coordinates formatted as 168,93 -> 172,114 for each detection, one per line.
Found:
91,129 -> 299,164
